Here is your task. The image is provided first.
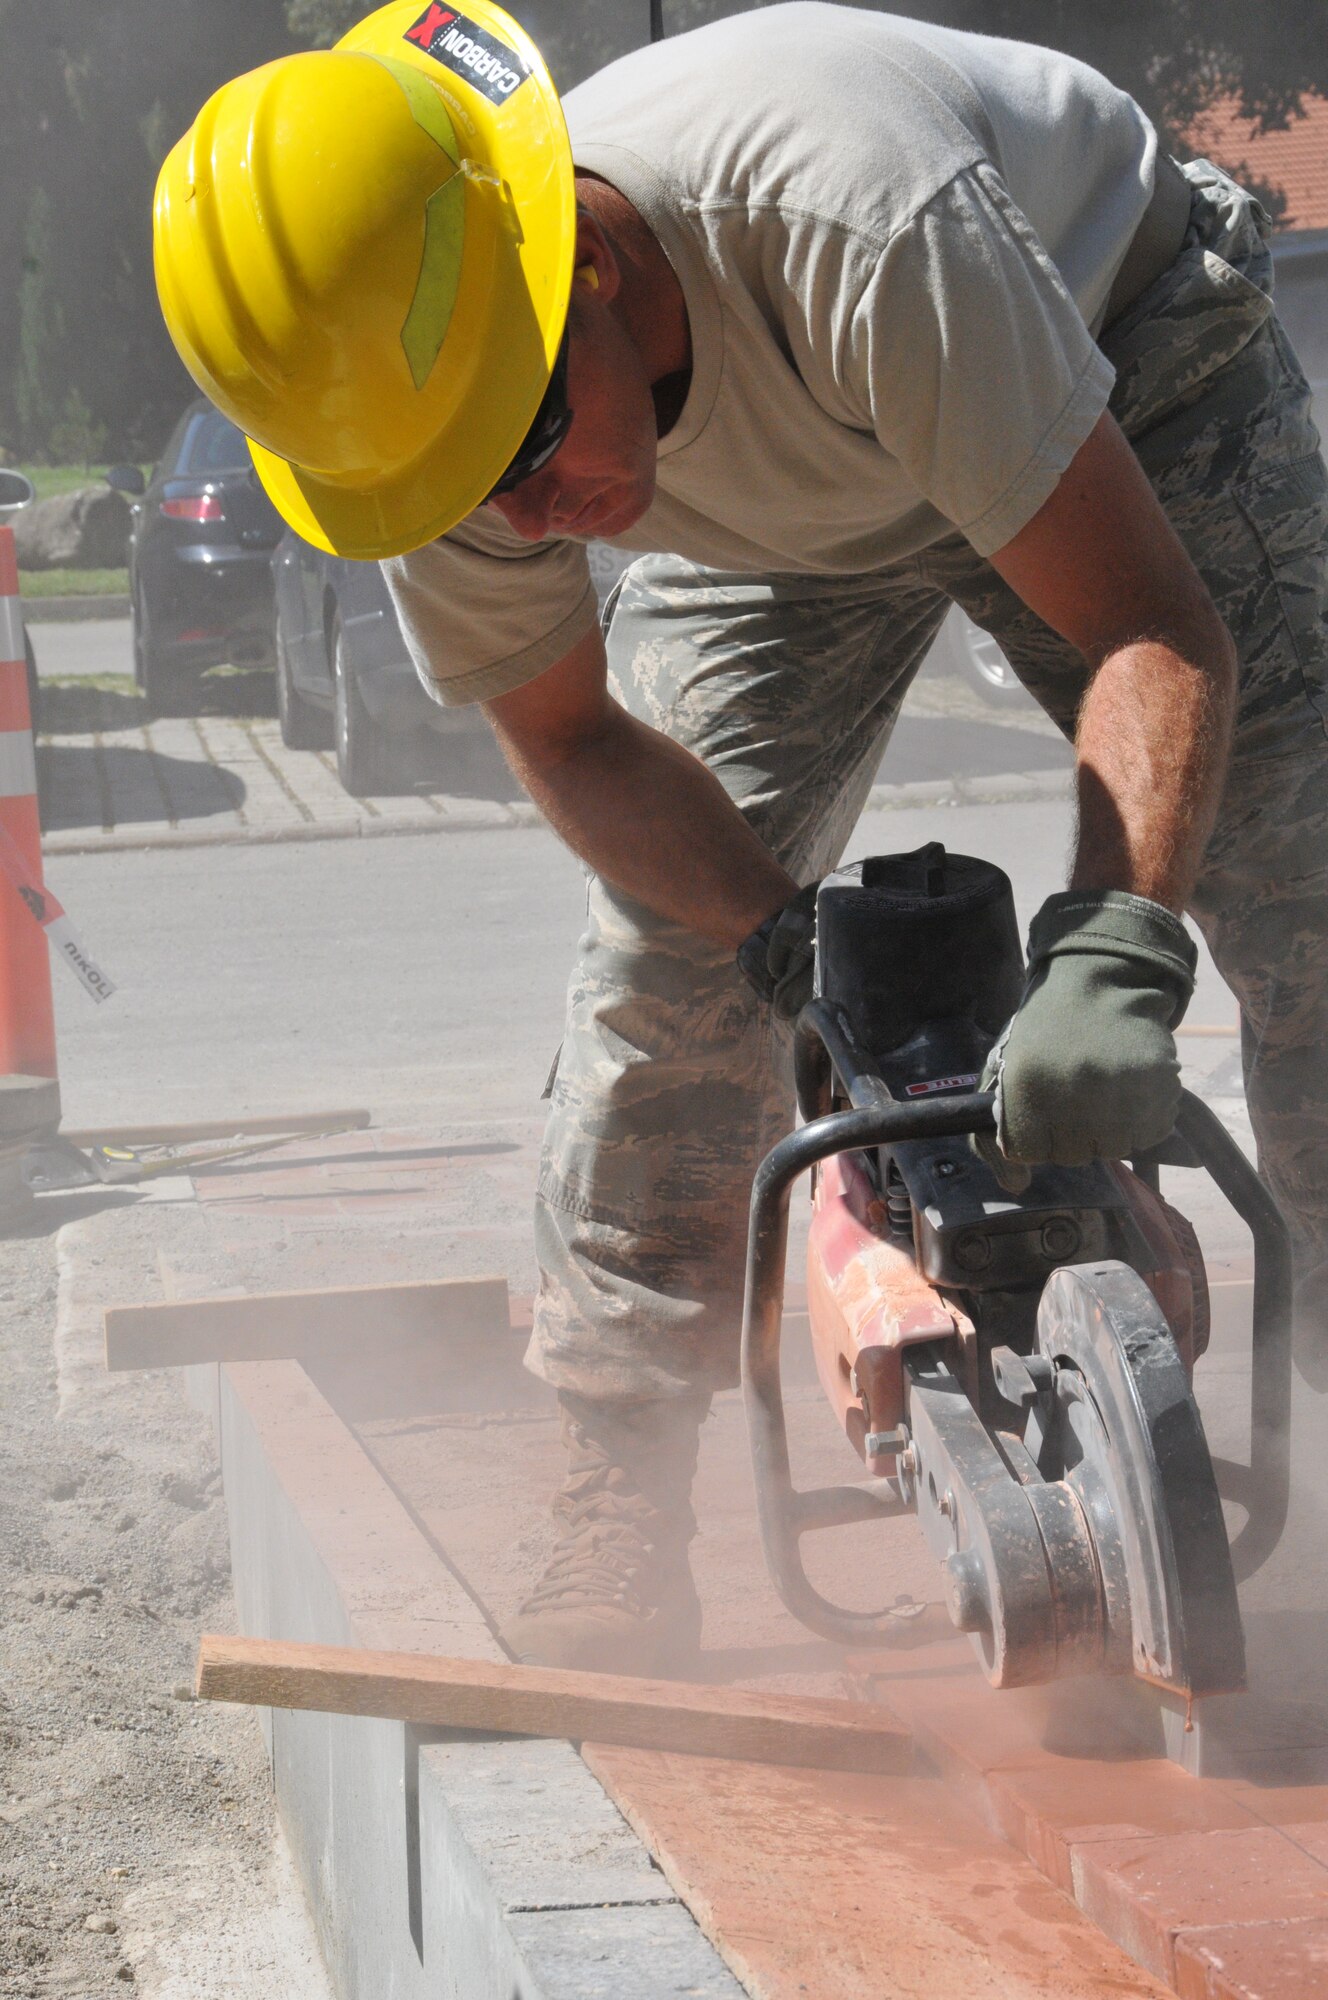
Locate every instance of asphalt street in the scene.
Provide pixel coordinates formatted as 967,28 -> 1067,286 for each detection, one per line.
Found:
28,619 -> 135,680
47,795 -> 1235,1138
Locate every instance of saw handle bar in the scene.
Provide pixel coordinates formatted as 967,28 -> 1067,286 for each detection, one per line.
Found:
740,1001 -> 1293,1645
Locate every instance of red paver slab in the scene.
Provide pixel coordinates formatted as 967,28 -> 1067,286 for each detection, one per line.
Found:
1278,1821 -> 1328,1894
586,1746 -> 1173,2000
1174,1917 -> 1328,2000
334,1190 -> 433,1213
1072,1826 -> 1328,1984
988,1760 -> 1262,1895
1232,1785 -> 1328,1830
228,1195 -> 348,1217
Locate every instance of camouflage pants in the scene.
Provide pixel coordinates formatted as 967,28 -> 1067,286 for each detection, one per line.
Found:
529,161 -> 1328,1403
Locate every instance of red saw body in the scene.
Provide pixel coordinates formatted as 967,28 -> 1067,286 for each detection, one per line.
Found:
806,1152 -> 1212,1477
741,846 -> 1292,1702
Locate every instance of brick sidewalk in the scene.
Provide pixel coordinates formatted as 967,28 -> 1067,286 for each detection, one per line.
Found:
34,671 -> 1070,856
37,709 -> 538,854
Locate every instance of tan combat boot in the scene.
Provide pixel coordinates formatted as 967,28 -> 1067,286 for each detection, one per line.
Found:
502,1391 -> 708,1677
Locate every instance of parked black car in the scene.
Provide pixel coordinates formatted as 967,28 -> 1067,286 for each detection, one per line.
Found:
272,532 -> 635,797
271,532 -> 473,795
109,402 -> 283,715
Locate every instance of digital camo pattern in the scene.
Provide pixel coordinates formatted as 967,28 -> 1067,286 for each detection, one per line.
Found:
529,161 -> 1328,1401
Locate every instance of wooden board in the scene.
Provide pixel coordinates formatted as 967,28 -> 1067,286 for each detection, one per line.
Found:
105,1275 -> 510,1372
63,1108 -> 371,1146
196,1634 -> 915,1777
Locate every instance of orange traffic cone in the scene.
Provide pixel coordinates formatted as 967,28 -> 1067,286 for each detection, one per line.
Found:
0,526 -> 56,1078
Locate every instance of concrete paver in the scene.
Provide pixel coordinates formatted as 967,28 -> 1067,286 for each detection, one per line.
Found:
31,616 -> 1070,852
1071,1827 -> 1328,1985
1174,1918 -> 1328,2000
587,1748 -> 1174,2000
985,1755 -> 1264,1893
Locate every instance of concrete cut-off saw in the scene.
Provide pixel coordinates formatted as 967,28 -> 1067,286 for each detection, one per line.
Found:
741,845 -> 1292,1706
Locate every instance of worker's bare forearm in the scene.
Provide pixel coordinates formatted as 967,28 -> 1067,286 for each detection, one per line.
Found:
492,702 -> 796,948
986,412 -> 1238,915
1070,612 -> 1236,912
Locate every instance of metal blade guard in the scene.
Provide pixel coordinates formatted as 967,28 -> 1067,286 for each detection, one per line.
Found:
741,845 -> 1292,1698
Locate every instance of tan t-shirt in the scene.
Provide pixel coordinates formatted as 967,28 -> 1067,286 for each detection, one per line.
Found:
386,2 -> 1156,705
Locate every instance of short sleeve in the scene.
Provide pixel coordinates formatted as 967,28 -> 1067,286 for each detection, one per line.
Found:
382,514 -> 598,708
843,163 -> 1116,555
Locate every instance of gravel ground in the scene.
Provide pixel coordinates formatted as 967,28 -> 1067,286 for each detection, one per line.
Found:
0,1201 -> 331,1999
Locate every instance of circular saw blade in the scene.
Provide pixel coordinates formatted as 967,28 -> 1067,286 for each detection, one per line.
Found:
1034,1260 -> 1245,1698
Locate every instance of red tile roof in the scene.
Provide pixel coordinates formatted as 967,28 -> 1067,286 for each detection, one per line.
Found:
1184,94 -> 1328,233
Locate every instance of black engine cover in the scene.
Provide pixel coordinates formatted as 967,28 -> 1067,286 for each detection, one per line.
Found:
814,845 -> 1024,1090
814,845 -> 1149,1291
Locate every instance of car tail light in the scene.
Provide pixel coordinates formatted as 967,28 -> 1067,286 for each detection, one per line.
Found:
160,493 -> 223,522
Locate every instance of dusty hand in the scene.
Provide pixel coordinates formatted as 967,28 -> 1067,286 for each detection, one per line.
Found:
972,891 -> 1197,1192
736,883 -> 820,1020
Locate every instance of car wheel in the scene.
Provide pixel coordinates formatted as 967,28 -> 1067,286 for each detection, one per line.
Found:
133,587 -> 191,717
276,627 -> 333,751
953,612 -> 1024,707
331,616 -> 387,797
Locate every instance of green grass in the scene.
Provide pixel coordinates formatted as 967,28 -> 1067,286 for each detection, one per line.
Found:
14,465 -> 146,501
19,567 -> 129,599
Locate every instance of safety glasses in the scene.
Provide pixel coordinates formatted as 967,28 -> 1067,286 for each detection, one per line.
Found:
485,328 -> 574,499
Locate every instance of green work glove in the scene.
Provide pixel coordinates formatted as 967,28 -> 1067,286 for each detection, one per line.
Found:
736,883 -> 820,1020
973,891 -> 1197,1192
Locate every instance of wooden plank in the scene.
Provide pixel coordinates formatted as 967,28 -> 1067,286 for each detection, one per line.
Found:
63,1108 -> 371,1146
196,1634 -> 915,1778
105,1275 -> 510,1372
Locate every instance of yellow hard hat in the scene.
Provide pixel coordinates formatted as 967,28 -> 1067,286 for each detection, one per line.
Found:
153,2 -> 576,558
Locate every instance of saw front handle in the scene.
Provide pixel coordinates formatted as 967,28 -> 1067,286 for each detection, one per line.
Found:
739,1000 -> 1293,1648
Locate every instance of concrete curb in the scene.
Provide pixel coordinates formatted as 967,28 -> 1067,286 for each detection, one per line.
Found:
41,767 -> 1071,857
23,595 -> 130,623
193,1356 -> 744,2000
866,766 -> 1071,812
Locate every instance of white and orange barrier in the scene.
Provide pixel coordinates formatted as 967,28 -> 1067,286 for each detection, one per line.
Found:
0,525 -> 56,1077
0,528 -> 113,1079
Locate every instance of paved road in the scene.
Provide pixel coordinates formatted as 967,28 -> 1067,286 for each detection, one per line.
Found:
47,795 -> 1234,1136
28,617 -> 135,679
29,617 -> 1071,853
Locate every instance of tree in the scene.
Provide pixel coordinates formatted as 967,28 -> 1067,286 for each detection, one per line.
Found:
283,0 -> 370,49
14,188 -> 64,457
280,0 -> 649,86
285,1 -> 1328,162
1,1 -> 1322,464
887,0 -> 1328,158
0,3 -> 296,463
